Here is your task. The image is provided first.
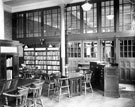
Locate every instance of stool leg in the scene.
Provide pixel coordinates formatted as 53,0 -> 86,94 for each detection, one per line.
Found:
68,87 -> 70,98
39,98 -> 43,107
85,83 -> 87,95
59,88 -> 61,101
48,87 -> 50,97
89,82 -> 93,93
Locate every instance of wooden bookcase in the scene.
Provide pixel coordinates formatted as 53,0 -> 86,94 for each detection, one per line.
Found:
0,40 -> 20,80
24,47 -> 60,74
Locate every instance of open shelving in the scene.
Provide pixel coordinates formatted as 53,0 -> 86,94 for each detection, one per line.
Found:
24,47 -> 60,74
0,40 -> 20,80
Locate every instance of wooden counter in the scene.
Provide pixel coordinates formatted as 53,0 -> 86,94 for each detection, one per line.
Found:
104,65 -> 120,98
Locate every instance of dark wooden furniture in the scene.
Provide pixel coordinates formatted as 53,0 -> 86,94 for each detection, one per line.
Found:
1,79 -> 38,93
23,47 -> 60,74
90,61 -> 105,91
0,40 -> 21,81
58,77 -> 70,101
104,65 -> 120,98
68,73 -> 84,97
3,88 -> 29,107
82,72 -> 93,95
27,81 -> 44,107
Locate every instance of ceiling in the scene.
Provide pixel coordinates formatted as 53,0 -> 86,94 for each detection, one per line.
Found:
3,0 -> 84,13
3,0 -> 50,7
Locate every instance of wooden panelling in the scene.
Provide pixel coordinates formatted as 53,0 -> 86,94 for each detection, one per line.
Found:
119,59 -> 135,83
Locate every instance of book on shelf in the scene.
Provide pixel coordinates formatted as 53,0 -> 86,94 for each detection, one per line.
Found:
6,70 -> 12,80
6,57 -> 12,67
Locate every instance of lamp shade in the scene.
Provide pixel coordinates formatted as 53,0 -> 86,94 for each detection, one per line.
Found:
106,14 -> 114,20
81,2 -> 92,11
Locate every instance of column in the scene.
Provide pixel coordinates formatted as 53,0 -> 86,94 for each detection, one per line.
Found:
60,4 -> 66,76
0,0 -> 4,39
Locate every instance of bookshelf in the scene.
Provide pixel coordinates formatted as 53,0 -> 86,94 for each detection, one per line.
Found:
24,47 -> 60,74
0,40 -> 20,80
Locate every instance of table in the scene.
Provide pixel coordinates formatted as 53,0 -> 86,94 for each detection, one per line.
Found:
0,79 -> 38,93
68,73 -> 84,97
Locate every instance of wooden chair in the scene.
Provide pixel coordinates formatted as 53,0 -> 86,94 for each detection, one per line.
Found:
82,71 -> 93,95
47,73 -> 58,97
27,81 -> 44,107
3,88 -> 29,107
57,77 -> 70,101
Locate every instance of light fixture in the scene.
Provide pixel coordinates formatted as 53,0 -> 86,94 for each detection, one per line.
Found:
81,0 -> 92,11
106,4 -> 114,20
24,45 -> 28,48
107,14 -> 114,20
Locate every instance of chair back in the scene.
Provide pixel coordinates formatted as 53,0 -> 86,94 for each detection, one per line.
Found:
85,71 -> 93,83
58,77 -> 69,87
0,80 -> 5,95
3,88 -> 29,106
29,81 -> 44,98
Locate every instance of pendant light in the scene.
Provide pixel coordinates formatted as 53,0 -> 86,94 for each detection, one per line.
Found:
106,2 -> 114,20
81,0 -> 92,11
107,14 -> 114,20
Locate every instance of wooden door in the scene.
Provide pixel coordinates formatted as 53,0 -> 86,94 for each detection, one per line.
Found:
119,39 -> 135,84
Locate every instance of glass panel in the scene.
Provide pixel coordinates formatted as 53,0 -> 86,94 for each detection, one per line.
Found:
101,0 -> 114,32
101,40 -> 114,63
43,8 -> 61,36
33,11 -> 41,37
83,3 -> 97,33
16,14 -> 24,38
66,5 -> 81,34
67,42 -> 81,58
83,41 -> 97,58
119,0 -> 132,31
26,12 -> 34,37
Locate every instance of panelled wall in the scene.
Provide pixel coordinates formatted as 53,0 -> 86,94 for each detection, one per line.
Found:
12,0 -> 135,84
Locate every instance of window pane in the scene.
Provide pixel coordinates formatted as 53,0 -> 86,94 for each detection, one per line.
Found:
84,41 -> 97,58
120,39 -> 135,58
83,3 -> 97,33
66,5 -> 81,34
101,0 -> 114,32
67,42 -> 81,58
119,0 -> 132,31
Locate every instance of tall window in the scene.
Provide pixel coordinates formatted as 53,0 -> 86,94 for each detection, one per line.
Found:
84,41 -> 97,58
83,3 -> 97,33
16,14 -> 24,38
66,5 -> 81,34
43,8 -> 61,36
120,39 -> 135,58
101,0 -> 114,32
67,42 -> 81,58
26,11 -> 42,37
119,0 -> 132,31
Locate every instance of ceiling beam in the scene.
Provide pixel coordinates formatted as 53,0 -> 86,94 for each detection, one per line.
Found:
3,0 -> 12,2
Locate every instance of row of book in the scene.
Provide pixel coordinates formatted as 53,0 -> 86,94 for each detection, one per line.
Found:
6,57 -> 13,67
24,51 -> 59,56
24,52 -> 35,56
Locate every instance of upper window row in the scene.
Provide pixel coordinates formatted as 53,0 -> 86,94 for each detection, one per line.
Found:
13,0 -> 134,38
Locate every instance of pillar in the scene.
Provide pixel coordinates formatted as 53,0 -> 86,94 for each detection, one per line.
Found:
60,4 -> 66,76
0,0 -> 4,39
